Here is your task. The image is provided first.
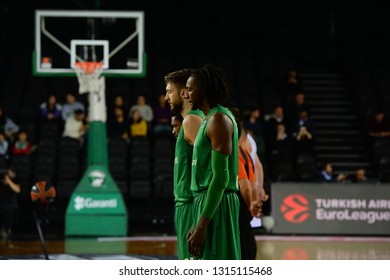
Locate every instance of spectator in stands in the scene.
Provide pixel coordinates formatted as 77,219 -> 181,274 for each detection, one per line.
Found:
281,68 -> 303,97
0,167 -> 21,242
113,95 -> 128,111
243,106 -> 265,155
12,130 -> 31,155
244,106 -> 265,139
292,109 -> 316,156
39,94 -> 62,124
107,106 -> 129,142
292,109 -> 315,137
286,92 -> 311,127
108,95 -> 129,122
62,109 -> 88,144
129,108 -> 148,138
153,93 -> 171,135
367,110 -> 390,139
268,122 -> 294,182
269,123 -> 293,161
265,105 -> 287,149
0,106 -> 19,143
61,92 -> 85,122
0,132 -> 9,160
351,168 -> 368,183
317,162 -> 347,183
128,94 -> 153,130
171,114 -> 183,139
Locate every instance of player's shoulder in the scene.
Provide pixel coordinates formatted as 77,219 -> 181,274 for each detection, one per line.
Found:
184,112 -> 203,123
209,111 -> 233,125
207,112 -> 234,137
189,108 -> 205,115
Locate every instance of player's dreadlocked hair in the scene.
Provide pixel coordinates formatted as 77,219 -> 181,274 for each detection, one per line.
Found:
192,64 -> 230,107
164,68 -> 193,88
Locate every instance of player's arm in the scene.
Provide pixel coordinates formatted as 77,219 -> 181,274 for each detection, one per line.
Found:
208,112 -> 233,154
243,135 -> 268,202
239,177 -> 253,213
254,154 -> 268,202
196,113 -> 232,221
183,114 -> 203,145
4,174 -> 21,194
239,149 -> 262,216
238,149 -> 254,213
250,180 -> 262,217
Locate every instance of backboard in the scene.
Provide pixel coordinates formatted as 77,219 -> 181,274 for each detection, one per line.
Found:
33,10 -> 146,78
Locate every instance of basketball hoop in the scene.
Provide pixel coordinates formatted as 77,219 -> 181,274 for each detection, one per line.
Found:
74,61 -> 104,94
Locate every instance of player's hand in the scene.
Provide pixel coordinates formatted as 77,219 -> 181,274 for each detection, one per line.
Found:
258,188 -> 269,202
186,225 -> 194,240
187,218 -> 209,259
4,175 -> 12,185
187,226 -> 206,258
250,201 -> 262,218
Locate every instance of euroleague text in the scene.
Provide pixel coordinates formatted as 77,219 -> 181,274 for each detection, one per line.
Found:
118,265 -> 273,277
314,198 -> 390,224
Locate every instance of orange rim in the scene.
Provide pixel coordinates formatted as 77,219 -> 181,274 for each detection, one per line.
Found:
74,61 -> 104,74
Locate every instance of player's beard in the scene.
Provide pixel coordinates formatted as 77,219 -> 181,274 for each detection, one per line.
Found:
171,98 -> 184,116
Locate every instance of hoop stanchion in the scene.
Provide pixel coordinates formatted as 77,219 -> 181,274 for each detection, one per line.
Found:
66,60 -> 127,238
74,61 -> 104,94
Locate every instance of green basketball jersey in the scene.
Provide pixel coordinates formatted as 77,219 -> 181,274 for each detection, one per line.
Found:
190,104 -> 241,260
191,105 -> 239,193
173,109 -> 205,206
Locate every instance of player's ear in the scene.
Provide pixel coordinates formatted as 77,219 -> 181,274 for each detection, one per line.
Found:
181,88 -> 189,99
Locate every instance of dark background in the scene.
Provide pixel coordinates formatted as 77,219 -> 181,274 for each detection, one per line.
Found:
1,1 -> 390,238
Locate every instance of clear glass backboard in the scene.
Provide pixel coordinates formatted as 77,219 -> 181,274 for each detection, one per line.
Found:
33,10 -> 146,78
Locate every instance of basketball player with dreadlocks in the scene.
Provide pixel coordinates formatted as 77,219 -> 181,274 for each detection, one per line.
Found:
186,64 -> 241,260
164,69 -> 204,260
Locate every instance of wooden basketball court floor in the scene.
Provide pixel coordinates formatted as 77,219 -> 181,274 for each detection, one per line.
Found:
1,235 -> 390,260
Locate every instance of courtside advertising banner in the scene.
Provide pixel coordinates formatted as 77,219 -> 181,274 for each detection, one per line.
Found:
272,183 -> 390,235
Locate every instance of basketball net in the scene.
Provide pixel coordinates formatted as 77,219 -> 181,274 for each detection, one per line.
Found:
74,61 -> 104,94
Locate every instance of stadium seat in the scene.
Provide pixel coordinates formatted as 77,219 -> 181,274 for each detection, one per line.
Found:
35,138 -> 58,158
128,157 -> 151,181
115,179 -> 128,199
108,137 -> 128,159
109,156 -> 127,181
152,157 -> 173,181
10,154 -> 32,182
128,179 -> 152,198
378,157 -> 390,183
295,154 -> 318,182
0,155 -> 7,170
39,121 -> 60,141
129,137 -> 150,158
153,138 -> 174,159
33,155 -> 56,182
58,137 -> 80,157
56,179 -> 78,200
57,155 -> 80,180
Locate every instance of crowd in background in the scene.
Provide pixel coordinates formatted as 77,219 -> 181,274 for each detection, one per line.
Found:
1,67 -> 390,186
